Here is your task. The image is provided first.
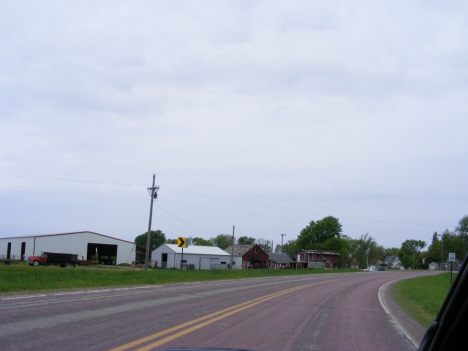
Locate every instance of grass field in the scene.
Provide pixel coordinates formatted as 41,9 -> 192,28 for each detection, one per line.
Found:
392,272 -> 454,328
0,264 -> 361,293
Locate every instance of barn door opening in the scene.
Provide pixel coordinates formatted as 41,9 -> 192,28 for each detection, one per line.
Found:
21,242 -> 26,261
87,243 -> 118,265
7,242 -> 11,259
162,253 -> 168,268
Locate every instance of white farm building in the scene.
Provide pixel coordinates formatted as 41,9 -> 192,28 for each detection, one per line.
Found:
151,244 -> 242,269
0,231 -> 138,265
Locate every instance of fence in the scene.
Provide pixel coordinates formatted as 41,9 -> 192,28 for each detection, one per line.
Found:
0,254 -> 30,261
180,263 -> 195,270
211,263 -> 230,270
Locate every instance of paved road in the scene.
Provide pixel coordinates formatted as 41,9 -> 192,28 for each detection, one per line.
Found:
0,271 -> 439,351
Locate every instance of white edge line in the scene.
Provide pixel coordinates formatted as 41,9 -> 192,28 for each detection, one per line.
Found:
378,279 -> 419,348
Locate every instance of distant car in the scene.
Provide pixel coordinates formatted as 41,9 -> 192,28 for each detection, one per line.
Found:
377,266 -> 386,271
363,267 -> 375,271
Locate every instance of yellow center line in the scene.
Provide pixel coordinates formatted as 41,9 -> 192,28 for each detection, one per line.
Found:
110,282 -> 318,351
111,278 -> 344,351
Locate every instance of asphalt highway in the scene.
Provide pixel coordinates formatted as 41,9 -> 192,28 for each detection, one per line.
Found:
0,270 -> 440,351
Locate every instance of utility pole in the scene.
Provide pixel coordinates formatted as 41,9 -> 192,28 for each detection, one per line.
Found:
230,225 -> 235,270
281,234 -> 287,253
441,234 -> 444,270
412,244 -> 415,270
145,174 -> 159,271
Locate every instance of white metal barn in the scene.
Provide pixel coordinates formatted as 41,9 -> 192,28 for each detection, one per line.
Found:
151,244 -> 242,269
0,231 -> 137,265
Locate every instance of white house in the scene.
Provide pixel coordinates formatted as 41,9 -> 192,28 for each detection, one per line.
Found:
151,244 -> 242,269
383,256 -> 401,269
0,231 -> 137,265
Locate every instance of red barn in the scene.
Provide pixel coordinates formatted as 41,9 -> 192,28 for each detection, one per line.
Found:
224,244 -> 269,269
295,249 -> 339,269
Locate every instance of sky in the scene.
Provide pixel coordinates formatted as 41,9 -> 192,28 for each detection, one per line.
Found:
1,1 -> 467,250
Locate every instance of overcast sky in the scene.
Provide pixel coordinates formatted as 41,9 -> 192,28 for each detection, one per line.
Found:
1,1 -> 467,250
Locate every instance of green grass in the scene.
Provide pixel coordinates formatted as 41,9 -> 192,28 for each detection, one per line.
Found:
0,264 -> 361,293
392,273 -> 454,328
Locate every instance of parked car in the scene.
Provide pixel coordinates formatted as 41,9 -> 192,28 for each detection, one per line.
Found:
377,266 -> 386,271
363,267 -> 375,271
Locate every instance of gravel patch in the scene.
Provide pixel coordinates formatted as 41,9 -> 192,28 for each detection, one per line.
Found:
384,280 -> 428,346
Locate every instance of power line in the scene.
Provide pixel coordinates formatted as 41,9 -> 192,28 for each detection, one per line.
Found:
1,156 -> 441,225
155,203 -> 231,232
0,157 -> 151,175
0,157 -> 456,229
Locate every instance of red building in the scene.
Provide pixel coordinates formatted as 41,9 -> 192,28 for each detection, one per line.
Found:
224,244 -> 269,269
295,249 -> 339,269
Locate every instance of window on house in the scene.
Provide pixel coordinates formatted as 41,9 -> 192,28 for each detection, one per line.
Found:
312,254 -> 316,260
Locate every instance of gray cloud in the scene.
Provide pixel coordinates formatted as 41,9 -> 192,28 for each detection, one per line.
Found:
1,1 -> 467,249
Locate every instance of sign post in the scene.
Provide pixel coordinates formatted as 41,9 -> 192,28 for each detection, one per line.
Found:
178,237 -> 186,269
449,253 -> 456,285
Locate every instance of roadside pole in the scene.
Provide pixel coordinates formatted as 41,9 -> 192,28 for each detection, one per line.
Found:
178,237 -> 186,269
145,174 -> 159,271
230,225 -> 234,270
449,253 -> 456,285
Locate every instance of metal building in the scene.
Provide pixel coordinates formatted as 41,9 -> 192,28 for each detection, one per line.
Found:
151,244 -> 242,269
0,231 -> 137,265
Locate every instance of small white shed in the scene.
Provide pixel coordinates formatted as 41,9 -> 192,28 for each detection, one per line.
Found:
151,244 -> 242,269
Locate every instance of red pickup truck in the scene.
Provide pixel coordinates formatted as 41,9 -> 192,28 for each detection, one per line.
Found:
28,252 -> 93,268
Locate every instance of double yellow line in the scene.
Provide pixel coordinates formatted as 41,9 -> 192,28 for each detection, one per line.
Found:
111,278 -> 343,351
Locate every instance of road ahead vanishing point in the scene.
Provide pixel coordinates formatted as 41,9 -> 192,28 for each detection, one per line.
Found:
1,271 -> 438,351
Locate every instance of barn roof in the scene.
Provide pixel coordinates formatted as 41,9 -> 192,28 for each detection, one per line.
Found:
297,249 -> 340,256
162,244 -> 231,256
268,253 -> 294,264
224,244 -> 256,256
0,231 -> 136,244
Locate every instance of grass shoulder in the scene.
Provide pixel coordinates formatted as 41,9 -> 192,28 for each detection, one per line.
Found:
0,264 -> 361,294
392,272 -> 453,328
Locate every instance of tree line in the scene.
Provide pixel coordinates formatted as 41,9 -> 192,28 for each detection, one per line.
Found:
134,214 -> 468,269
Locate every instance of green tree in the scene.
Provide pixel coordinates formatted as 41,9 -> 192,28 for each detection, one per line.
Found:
256,238 -> 273,253
317,236 -> 350,268
383,247 -> 400,258
210,234 -> 233,250
399,239 -> 426,269
353,233 -> 378,269
456,215 -> 468,257
192,237 -> 213,246
165,238 -> 178,244
282,240 -> 300,259
274,244 -> 282,253
134,230 -> 166,251
423,229 -> 465,264
400,255 -> 413,270
296,216 -> 342,250
237,236 -> 256,245
431,232 -> 439,245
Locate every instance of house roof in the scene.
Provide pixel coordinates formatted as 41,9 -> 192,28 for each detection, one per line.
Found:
161,244 -> 231,256
224,244 -> 256,256
297,249 -> 340,256
268,253 -> 294,264
383,256 -> 399,263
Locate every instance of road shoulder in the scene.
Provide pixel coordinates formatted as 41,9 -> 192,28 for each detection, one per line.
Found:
381,279 -> 427,346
